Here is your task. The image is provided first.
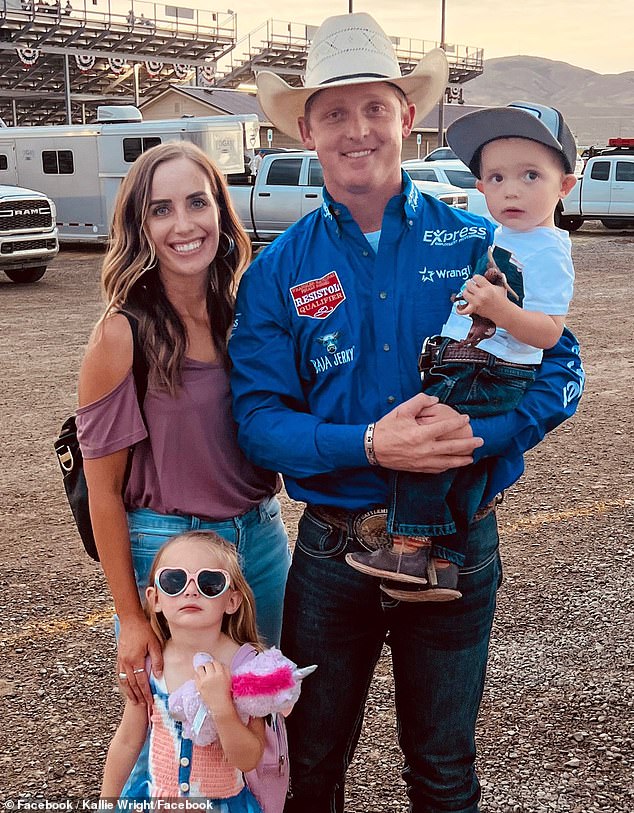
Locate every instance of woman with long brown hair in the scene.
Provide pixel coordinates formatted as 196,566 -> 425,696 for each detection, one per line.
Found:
76,142 -> 289,794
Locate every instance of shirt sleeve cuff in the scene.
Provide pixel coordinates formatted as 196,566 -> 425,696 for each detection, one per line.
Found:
315,423 -> 370,469
470,414 -> 513,460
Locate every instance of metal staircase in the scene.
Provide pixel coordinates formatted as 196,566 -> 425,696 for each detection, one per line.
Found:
0,0 -> 236,124
0,9 -> 483,126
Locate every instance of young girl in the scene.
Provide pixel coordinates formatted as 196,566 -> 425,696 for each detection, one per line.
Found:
101,531 -> 278,807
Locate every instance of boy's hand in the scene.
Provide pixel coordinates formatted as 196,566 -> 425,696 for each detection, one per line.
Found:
456,273 -> 514,325
195,661 -> 235,717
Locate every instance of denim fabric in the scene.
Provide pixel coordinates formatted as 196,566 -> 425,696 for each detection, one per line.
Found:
389,360 -> 535,565
120,497 -> 291,800
420,358 -> 537,419
281,508 -> 501,813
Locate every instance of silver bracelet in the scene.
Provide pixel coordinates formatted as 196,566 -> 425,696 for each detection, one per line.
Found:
364,422 -> 379,466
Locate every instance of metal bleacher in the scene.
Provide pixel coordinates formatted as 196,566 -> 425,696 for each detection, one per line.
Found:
0,0 -> 237,124
213,19 -> 483,90
0,9 -> 484,126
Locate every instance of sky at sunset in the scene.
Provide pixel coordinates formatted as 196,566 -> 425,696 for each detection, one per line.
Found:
227,1 -> 631,76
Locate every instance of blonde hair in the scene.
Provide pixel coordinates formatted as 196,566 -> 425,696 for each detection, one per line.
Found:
145,531 -> 262,650
100,141 -> 251,394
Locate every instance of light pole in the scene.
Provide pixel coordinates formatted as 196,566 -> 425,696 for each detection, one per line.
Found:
437,0 -> 446,147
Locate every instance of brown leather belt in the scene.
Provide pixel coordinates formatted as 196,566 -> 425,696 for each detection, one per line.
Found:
418,335 -> 535,373
308,505 -> 368,534
308,498 -> 498,537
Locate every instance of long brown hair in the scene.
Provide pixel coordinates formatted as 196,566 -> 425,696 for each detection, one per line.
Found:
145,531 -> 262,650
100,141 -> 251,394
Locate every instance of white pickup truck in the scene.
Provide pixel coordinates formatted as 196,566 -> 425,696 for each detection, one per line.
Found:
559,140 -> 634,231
0,184 -> 59,283
228,151 -> 468,243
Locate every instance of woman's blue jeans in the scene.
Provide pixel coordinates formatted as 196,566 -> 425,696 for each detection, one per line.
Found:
127,496 -> 291,646
120,496 -> 291,799
281,507 -> 502,813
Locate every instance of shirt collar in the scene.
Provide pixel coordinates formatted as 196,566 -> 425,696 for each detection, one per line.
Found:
320,170 -> 422,235
401,170 -> 423,222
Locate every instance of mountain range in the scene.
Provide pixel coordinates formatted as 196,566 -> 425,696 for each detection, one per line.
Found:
459,56 -> 634,146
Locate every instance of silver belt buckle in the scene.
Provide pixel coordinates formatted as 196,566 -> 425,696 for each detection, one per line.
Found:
353,509 -> 391,551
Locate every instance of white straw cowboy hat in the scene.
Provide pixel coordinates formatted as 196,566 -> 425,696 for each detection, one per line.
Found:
256,12 -> 449,141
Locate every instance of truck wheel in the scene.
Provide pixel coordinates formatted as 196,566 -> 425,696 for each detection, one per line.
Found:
558,216 -> 583,232
4,266 -> 47,283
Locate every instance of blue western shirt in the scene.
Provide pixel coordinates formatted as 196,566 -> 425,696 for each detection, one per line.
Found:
229,172 -> 584,509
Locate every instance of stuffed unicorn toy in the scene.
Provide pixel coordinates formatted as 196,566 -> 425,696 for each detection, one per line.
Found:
168,648 -> 316,746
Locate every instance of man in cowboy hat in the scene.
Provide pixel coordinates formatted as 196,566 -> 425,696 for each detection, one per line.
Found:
230,12 -> 583,812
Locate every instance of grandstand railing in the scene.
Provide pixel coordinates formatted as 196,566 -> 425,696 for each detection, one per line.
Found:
215,19 -> 483,88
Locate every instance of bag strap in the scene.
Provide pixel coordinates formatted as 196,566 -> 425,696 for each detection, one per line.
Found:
118,309 -> 149,427
232,643 -> 260,670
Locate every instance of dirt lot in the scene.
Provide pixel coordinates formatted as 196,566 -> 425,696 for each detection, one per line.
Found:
0,224 -> 632,811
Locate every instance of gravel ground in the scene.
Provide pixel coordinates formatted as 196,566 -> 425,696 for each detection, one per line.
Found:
0,223 -> 632,811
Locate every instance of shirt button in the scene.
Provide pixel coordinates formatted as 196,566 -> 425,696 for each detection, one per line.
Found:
334,209 -> 341,216
383,344 -> 390,352
180,757 -> 190,767
180,781 -> 190,792
362,250 -> 369,257
387,395 -> 396,404
379,291 -> 388,300
408,219 -> 413,226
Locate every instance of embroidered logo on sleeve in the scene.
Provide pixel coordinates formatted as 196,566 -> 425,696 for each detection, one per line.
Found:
316,332 -> 341,353
290,271 -> 346,319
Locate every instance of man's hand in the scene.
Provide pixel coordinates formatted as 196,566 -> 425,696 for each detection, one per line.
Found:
373,393 -> 483,473
415,401 -> 473,436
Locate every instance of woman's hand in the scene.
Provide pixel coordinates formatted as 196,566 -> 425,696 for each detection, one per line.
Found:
117,614 -> 164,706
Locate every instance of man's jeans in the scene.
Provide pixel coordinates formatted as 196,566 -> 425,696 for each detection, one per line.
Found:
389,359 -> 535,565
120,496 -> 291,799
281,507 -> 502,813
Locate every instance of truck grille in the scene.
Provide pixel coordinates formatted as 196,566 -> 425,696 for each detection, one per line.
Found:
1,238 -> 57,254
0,199 -> 53,232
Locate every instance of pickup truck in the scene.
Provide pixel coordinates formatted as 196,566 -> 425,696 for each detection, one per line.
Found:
228,151 -> 468,243
0,184 -> 59,283
559,141 -> 634,231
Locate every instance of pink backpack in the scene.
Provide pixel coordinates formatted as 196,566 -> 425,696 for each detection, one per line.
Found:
235,646 -> 290,813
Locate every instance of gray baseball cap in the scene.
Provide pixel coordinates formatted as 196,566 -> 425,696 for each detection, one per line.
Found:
446,101 -> 577,177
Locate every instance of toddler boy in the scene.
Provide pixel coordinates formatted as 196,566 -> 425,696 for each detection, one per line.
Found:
347,101 -> 578,601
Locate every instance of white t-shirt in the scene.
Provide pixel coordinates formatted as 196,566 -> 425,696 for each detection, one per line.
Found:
364,229 -> 381,253
441,225 -> 574,364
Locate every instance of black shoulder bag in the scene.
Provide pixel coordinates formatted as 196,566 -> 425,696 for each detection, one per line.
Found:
53,311 -> 149,562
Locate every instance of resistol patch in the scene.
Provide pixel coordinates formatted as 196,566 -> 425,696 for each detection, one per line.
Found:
290,271 -> 346,319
